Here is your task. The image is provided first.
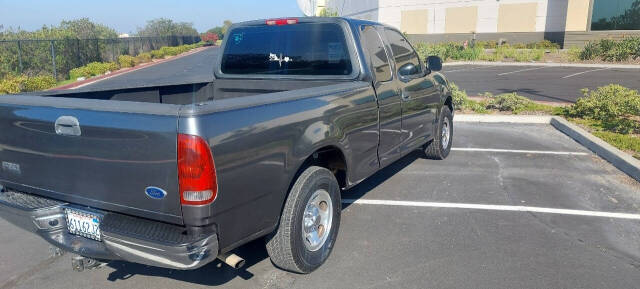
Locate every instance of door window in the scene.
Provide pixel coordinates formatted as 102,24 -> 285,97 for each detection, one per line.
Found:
383,29 -> 423,77
360,26 -> 392,82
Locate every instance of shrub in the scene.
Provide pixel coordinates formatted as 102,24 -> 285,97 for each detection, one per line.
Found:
135,52 -> 152,64
486,92 -> 534,113
69,62 -> 118,79
0,75 -> 25,94
450,82 -> 468,108
21,75 -> 56,92
150,49 -> 165,59
0,75 -> 56,94
567,46 -> 582,62
148,43 -> 201,59
567,85 -> 640,133
448,82 -> 488,113
476,41 -> 498,49
118,55 -> 136,68
579,42 -> 600,60
527,40 -> 560,49
579,37 -> 640,62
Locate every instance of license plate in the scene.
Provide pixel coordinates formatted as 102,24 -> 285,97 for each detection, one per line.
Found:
65,209 -> 102,241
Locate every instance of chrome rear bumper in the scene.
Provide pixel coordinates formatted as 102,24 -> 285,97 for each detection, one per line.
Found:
0,189 -> 218,270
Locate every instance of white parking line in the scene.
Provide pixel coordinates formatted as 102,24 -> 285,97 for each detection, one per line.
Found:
452,148 -> 589,155
342,199 -> 640,220
445,66 -> 495,73
562,67 -> 610,79
497,67 -> 546,76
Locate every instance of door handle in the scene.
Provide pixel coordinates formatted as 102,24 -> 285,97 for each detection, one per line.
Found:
401,91 -> 409,101
55,116 -> 82,136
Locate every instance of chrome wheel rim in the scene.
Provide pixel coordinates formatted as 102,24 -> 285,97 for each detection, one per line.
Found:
302,189 -> 333,252
441,118 -> 450,149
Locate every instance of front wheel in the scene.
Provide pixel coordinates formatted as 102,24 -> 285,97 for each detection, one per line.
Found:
424,106 -> 453,160
265,166 -> 341,273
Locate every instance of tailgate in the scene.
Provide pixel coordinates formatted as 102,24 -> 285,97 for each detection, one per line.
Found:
0,96 -> 183,224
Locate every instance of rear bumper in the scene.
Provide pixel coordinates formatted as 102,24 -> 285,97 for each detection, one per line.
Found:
0,189 -> 218,270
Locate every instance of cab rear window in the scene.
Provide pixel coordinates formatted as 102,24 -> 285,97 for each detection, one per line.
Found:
221,23 -> 353,76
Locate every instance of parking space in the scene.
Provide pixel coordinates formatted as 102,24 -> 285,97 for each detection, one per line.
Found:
3,122 -> 640,289
443,64 -> 640,102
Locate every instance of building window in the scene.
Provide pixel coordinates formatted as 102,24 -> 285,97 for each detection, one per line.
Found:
591,0 -> 640,30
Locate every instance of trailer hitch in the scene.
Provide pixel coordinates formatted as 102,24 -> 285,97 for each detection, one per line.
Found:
71,255 -> 106,272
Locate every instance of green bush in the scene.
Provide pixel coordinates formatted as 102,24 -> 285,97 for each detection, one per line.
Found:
135,52 -> 152,64
579,42 -> 600,60
0,75 -> 57,94
567,46 -> 582,62
527,40 -> 560,49
476,41 -> 498,49
485,92 -> 534,113
0,75 -> 26,94
118,55 -> 136,68
450,82 -> 467,108
148,43 -> 201,59
567,85 -> 640,133
69,62 -> 118,80
448,82 -> 488,113
21,75 -> 56,92
150,49 -> 166,59
578,37 -> 640,62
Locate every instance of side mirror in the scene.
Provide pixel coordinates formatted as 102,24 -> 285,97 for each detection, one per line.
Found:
426,56 -> 442,72
398,62 -> 419,77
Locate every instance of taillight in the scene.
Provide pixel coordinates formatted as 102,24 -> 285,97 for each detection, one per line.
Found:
178,134 -> 217,205
266,18 -> 298,26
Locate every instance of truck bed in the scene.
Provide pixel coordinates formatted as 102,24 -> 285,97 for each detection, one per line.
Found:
38,79 -> 348,105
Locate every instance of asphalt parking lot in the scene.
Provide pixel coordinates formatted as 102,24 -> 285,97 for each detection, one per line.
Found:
443,64 -> 640,102
3,121 -> 640,289
70,47 -> 640,104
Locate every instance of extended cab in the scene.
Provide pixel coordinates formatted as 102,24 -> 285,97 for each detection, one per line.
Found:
0,17 -> 453,273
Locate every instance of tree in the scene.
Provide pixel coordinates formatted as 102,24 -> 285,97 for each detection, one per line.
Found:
201,32 -> 219,44
206,26 -> 224,39
221,20 -> 232,35
136,18 -> 198,37
206,20 -> 232,40
60,18 -> 117,39
318,8 -> 339,17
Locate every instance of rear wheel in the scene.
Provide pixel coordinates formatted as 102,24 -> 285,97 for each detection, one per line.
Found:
265,166 -> 341,273
424,106 -> 453,160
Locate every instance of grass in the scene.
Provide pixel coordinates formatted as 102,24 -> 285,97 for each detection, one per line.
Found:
55,79 -> 76,87
568,118 -> 640,159
415,42 -> 551,63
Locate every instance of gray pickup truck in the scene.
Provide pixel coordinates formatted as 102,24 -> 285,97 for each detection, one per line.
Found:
0,17 -> 453,274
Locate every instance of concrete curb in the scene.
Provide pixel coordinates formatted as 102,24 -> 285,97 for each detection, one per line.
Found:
453,114 -> 640,182
443,61 -> 640,69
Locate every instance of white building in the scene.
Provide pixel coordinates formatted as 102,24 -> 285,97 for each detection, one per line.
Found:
309,0 -> 640,47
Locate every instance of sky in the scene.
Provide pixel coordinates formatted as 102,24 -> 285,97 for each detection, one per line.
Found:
0,0 -> 304,34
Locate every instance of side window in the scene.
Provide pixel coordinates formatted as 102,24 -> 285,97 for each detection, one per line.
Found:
383,29 -> 422,76
360,26 -> 392,82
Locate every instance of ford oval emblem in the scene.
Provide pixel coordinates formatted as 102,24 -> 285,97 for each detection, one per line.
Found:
145,187 -> 167,200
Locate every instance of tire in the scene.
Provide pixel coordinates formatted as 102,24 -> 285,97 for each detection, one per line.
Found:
265,166 -> 341,273
424,106 -> 453,160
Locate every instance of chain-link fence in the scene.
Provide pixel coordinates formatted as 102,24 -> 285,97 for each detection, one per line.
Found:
0,35 -> 201,80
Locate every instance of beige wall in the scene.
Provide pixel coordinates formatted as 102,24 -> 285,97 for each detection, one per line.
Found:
498,3 -> 538,32
401,10 -> 429,34
565,0 -> 590,31
445,6 -> 478,33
